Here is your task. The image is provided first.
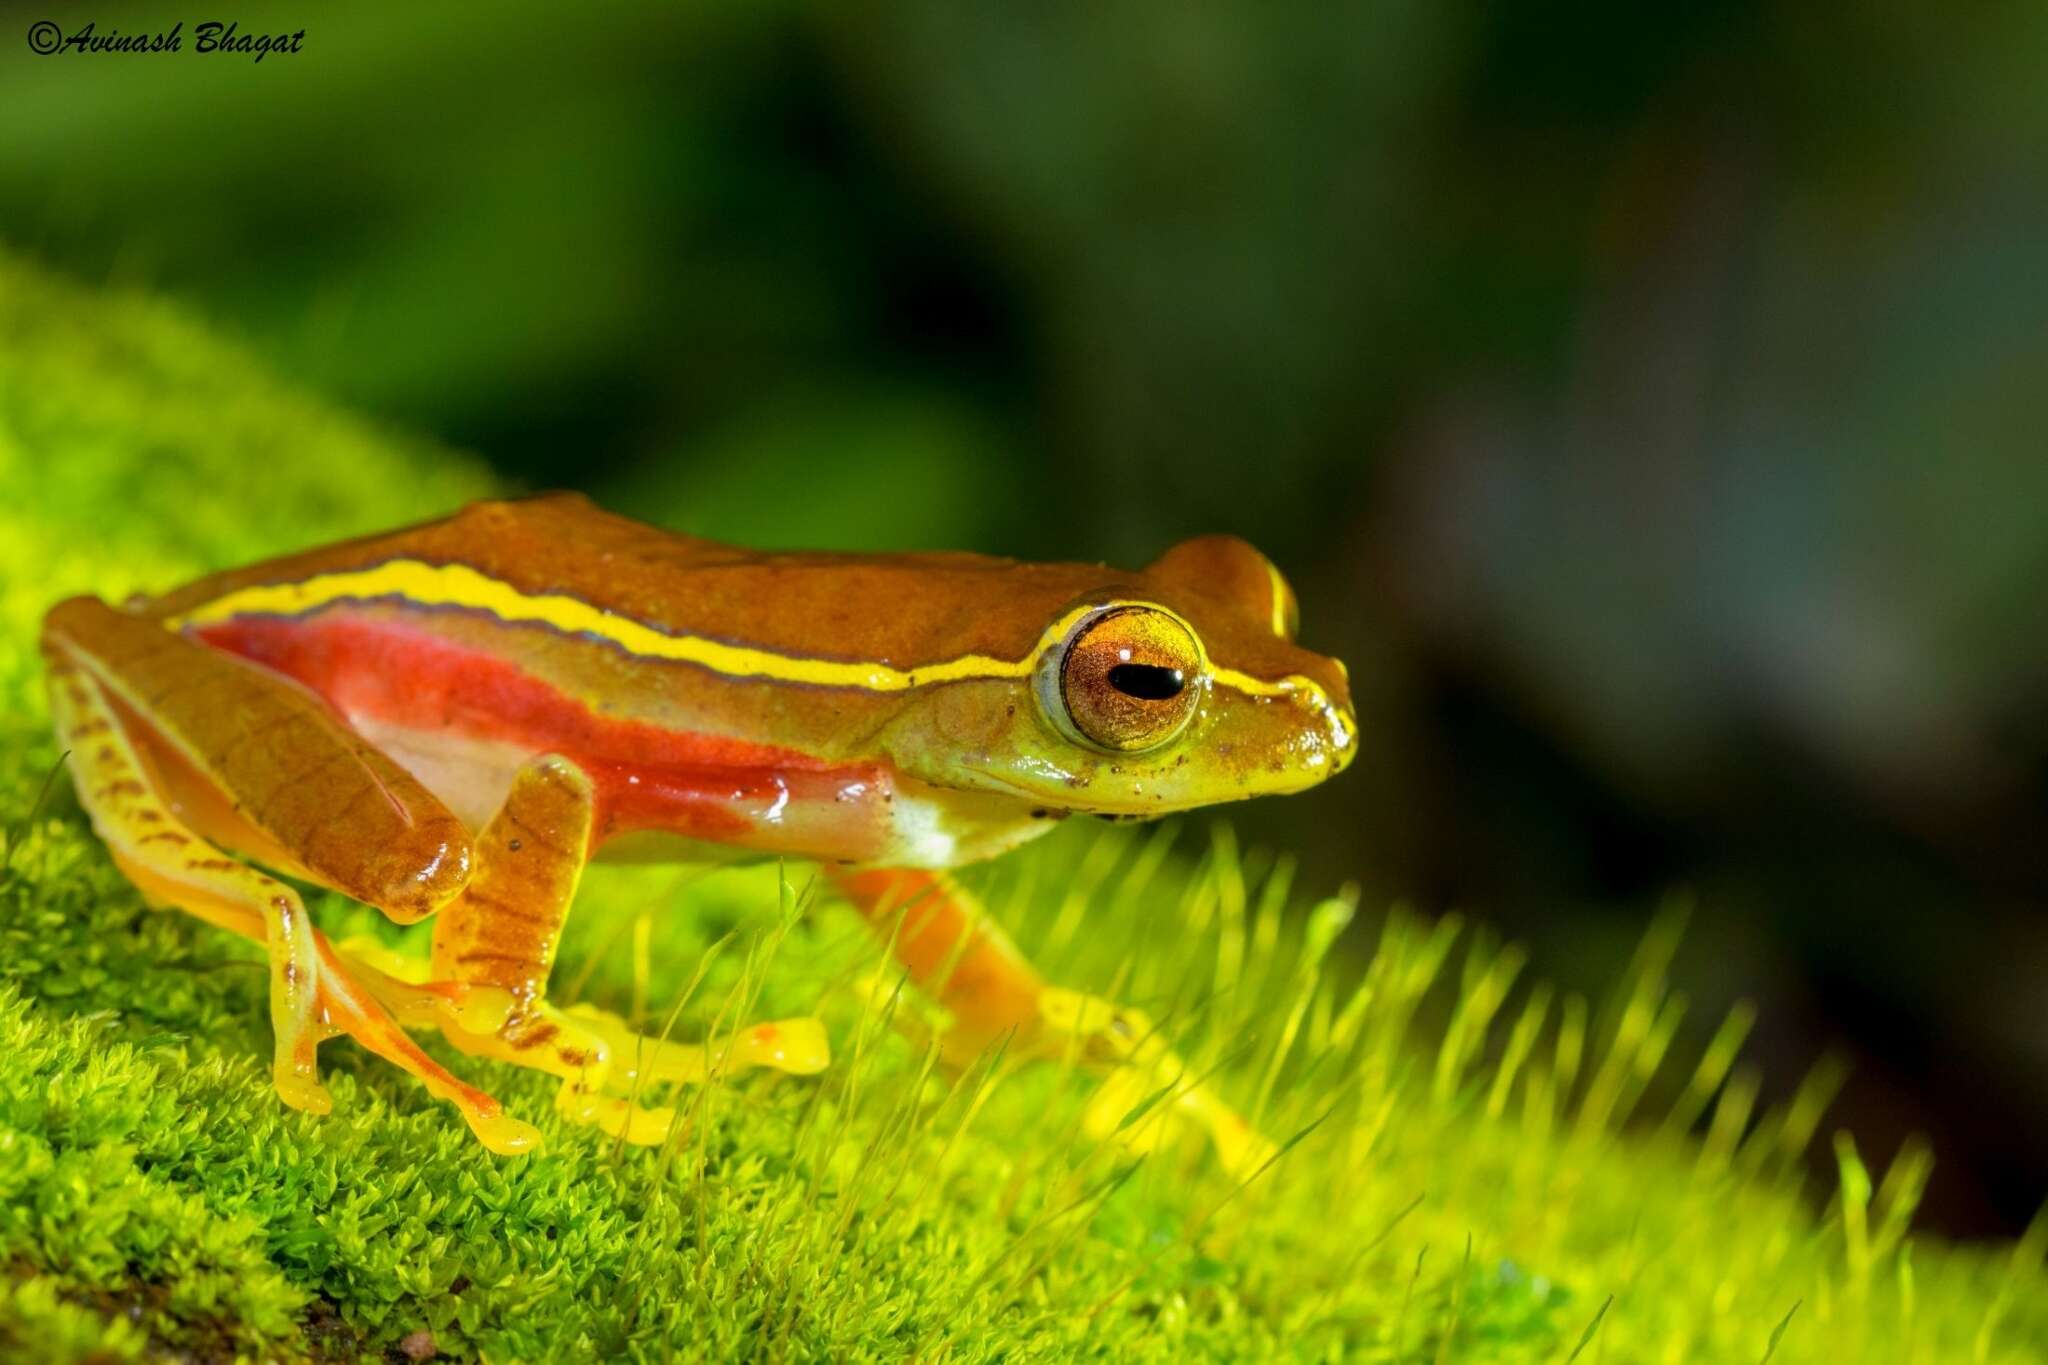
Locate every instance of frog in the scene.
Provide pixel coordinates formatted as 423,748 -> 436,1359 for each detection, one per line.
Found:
40,492 -> 1355,1171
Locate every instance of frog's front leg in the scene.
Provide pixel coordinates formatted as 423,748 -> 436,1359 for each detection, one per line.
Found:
827,869 -> 1276,1178
348,753 -> 830,1146
40,599 -> 539,1153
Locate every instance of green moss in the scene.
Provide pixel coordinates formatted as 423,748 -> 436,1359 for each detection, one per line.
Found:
1,247 -> 2044,1361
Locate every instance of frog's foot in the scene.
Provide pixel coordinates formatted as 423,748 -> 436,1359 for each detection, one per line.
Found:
337,937 -> 828,1146
549,1003 -> 831,1144
1037,988 -> 1278,1180
95,871 -> 539,1154
555,1001 -> 832,1088
309,937 -> 542,1154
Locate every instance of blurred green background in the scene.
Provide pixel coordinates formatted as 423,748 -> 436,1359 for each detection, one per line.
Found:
7,0 -> 2045,1236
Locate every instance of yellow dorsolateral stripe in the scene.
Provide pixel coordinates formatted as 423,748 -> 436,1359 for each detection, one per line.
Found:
1263,561 -> 1294,639
166,558 -> 1321,703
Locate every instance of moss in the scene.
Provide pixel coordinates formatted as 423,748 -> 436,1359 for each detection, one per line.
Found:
1,246 -> 2044,1361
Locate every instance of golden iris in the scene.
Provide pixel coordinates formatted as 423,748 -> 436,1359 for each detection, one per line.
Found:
1057,607 -> 1203,751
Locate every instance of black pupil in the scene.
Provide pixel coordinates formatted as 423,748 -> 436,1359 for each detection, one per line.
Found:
1107,663 -> 1186,701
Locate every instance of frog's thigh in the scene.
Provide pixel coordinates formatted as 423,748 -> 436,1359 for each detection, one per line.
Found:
41,597 -> 473,925
375,754 -> 827,1146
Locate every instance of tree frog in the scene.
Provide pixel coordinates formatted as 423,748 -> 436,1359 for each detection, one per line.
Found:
41,493 -> 1354,1171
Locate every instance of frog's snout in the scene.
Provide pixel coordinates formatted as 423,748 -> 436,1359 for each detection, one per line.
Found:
1218,678 -> 1357,801
1300,682 -> 1358,782
1326,695 -> 1359,774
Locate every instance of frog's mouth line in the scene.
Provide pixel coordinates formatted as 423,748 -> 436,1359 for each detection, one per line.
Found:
949,758 -> 1259,820
946,761 -> 1045,802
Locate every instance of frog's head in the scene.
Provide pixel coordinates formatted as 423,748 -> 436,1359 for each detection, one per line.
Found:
883,536 -> 1356,819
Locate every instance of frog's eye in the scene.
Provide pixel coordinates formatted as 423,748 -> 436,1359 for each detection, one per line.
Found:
1053,606 -> 1204,752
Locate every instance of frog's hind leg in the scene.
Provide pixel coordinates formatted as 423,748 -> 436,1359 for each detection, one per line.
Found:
348,754 -> 829,1146
42,643 -> 538,1153
46,647 -> 327,1112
